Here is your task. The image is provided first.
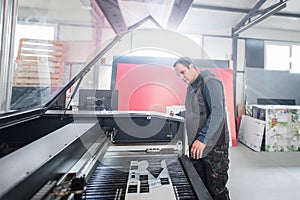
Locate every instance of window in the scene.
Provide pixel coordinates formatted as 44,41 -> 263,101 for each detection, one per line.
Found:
14,24 -> 55,59
265,42 -> 300,73
291,45 -> 300,73
10,24 -> 57,110
265,44 -> 290,71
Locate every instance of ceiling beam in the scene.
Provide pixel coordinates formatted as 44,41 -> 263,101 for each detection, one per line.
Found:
232,0 -> 287,35
95,0 -> 127,35
167,0 -> 193,30
192,2 -> 300,19
234,0 -> 267,32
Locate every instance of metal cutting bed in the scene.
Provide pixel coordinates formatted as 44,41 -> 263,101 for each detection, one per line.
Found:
83,155 -> 197,200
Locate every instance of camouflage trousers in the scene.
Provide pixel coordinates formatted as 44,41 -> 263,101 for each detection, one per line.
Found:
191,144 -> 230,200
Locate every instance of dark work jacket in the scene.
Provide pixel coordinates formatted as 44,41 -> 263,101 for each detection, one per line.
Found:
185,70 -> 229,157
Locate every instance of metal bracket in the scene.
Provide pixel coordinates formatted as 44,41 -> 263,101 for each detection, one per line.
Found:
232,0 -> 287,36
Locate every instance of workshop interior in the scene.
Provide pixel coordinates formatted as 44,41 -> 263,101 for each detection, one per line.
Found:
1,0 -> 300,199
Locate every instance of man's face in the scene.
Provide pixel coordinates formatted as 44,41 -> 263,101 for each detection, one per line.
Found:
174,63 -> 198,84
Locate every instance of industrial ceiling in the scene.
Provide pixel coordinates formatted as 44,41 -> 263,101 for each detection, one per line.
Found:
18,0 -> 300,38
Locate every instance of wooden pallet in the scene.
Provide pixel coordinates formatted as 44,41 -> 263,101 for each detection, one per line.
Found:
13,38 -> 66,87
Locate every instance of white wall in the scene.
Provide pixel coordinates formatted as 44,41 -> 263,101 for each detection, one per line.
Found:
59,26 -> 93,40
202,36 -> 232,60
131,29 -> 202,58
240,28 -> 300,43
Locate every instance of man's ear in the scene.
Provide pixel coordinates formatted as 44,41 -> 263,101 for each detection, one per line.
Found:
187,64 -> 193,69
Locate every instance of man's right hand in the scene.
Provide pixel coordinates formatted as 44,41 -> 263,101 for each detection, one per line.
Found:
190,140 -> 206,159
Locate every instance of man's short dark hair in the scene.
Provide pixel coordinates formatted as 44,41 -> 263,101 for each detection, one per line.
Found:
173,57 -> 194,68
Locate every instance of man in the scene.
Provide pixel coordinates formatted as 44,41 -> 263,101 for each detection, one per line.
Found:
173,57 -> 230,200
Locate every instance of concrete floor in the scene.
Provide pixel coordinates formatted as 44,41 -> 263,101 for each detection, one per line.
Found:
228,143 -> 300,200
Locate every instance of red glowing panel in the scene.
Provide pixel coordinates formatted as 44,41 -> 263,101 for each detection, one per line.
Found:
115,63 -> 186,112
